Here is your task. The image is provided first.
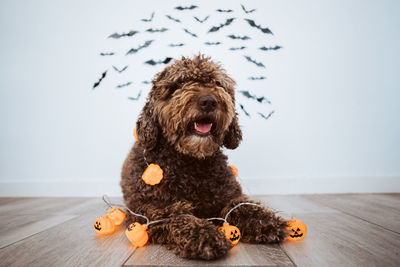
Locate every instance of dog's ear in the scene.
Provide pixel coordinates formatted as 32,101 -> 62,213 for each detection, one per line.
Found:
223,114 -> 242,149
136,99 -> 159,150
136,67 -> 172,150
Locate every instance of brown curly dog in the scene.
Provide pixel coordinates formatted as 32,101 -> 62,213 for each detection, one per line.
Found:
121,55 -> 288,260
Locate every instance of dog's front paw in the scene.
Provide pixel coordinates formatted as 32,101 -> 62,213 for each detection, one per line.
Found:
169,219 -> 232,260
242,215 -> 289,243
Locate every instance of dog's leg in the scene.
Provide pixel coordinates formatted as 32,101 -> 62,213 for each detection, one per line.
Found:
125,201 -> 232,260
220,196 -> 289,243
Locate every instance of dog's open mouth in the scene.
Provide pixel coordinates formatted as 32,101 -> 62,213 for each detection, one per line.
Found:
193,118 -> 214,136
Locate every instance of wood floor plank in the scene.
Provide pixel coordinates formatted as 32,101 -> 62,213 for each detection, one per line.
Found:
256,195 -> 400,266
0,214 -> 77,248
254,195 -> 339,215
124,243 -> 294,266
281,212 -> 400,267
0,197 -> 99,216
0,199 -> 135,267
304,194 -> 400,233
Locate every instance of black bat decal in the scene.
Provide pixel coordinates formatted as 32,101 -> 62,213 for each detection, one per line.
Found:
239,90 -> 271,104
126,40 -> 154,55
168,43 -> 185,47
244,56 -> 265,68
116,82 -> 132,88
239,104 -> 250,117
100,52 -> 115,56
258,111 -> 275,120
141,12 -> 154,22
227,34 -> 250,40
145,57 -> 173,65
259,45 -> 282,51
142,81 -> 151,84
204,41 -> 221,45
244,19 -> 273,34
229,46 -> 246,50
166,15 -> 181,23
241,4 -> 256,14
108,30 -> 138,39
175,5 -> 198,11
208,18 -> 235,33
183,28 -> 198,37
92,71 -> 107,89
194,16 -> 209,23
146,28 -> 168,33
112,65 -> 128,73
216,9 -> 233,13
248,76 -> 266,80
128,90 -> 142,101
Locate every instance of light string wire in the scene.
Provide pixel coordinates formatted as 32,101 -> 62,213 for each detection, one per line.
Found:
102,195 -> 266,227
142,149 -> 149,167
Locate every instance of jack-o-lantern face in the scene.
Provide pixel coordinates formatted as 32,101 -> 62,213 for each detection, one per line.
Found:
94,215 -> 115,235
219,223 -> 241,246
107,207 -> 126,226
286,219 -> 307,241
125,222 -> 149,248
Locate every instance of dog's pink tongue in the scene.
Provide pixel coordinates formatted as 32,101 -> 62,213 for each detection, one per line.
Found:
195,122 -> 212,134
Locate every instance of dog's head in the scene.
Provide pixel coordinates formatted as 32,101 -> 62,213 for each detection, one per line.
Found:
136,55 -> 242,158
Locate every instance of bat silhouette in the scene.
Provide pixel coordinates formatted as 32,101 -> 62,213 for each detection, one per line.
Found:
244,56 -> 265,68
229,46 -> 246,50
258,111 -> 275,120
239,104 -> 250,117
142,81 -> 151,84
112,65 -> 128,73
168,43 -> 185,47
216,9 -> 233,13
208,18 -> 235,33
128,90 -> 142,101
145,57 -> 173,65
183,28 -> 198,37
146,28 -> 168,33
100,52 -> 115,56
227,34 -> 250,40
244,19 -> 273,34
259,45 -> 282,51
166,15 -> 181,23
239,90 -> 271,104
194,16 -> 209,23
116,82 -> 132,88
241,4 -> 256,14
126,40 -> 154,55
204,41 -> 222,45
175,5 -> 198,11
141,12 -> 154,22
248,76 -> 266,80
92,71 -> 107,89
108,30 -> 138,39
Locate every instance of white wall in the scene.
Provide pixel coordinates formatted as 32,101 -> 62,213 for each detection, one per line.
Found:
0,0 -> 399,196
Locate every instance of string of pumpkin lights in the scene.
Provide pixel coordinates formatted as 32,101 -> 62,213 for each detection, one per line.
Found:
94,195 -> 307,248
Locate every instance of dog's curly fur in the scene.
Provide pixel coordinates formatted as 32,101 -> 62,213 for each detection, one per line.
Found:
121,55 -> 288,260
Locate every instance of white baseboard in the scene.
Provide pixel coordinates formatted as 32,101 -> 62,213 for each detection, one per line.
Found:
0,176 -> 399,197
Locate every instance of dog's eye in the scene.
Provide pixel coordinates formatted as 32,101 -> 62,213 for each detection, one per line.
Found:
216,81 -> 222,87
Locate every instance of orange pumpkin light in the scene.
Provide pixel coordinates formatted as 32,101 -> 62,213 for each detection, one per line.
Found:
133,127 -> 138,141
286,219 -> 307,241
94,215 -> 115,235
230,165 -> 238,178
107,207 -> 126,226
219,223 -> 241,246
142,164 -> 164,185
125,222 -> 149,248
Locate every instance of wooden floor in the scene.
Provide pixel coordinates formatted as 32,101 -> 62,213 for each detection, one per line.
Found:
0,194 -> 399,267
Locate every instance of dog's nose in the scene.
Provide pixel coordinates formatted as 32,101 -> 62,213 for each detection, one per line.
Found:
198,95 -> 218,112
